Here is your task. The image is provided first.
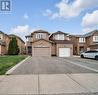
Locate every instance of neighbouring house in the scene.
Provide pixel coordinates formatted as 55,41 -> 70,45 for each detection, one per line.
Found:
0,31 -> 10,55
9,34 -> 26,54
70,30 -> 98,55
26,30 -> 73,57
0,30 -> 26,55
49,31 -> 73,57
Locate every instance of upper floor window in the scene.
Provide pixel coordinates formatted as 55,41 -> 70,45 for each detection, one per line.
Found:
26,37 -> 32,42
0,34 -> 3,40
55,34 -> 64,40
79,38 -> 85,43
93,36 -> 98,42
36,33 -> 46,39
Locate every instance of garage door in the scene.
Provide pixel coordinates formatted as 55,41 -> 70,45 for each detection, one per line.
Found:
59,48 -> 70,57
33,47 -> 51,56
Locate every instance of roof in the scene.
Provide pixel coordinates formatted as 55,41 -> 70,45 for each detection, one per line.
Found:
31,30 -> 50,35
25,35 -> 32,38
0,31 -> 4,34
83,30 -> 98,37
0,31 -> 10,38
32,39 -> 54,44
9,34 -> 25,44
52,31 -> 68,35
73,35 -> 84,37
73,30 -> 98,38
53,40 -> 73,44
49,31 -> 68,39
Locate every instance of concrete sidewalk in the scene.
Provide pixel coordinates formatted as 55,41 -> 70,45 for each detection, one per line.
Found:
0,74 -> 98,95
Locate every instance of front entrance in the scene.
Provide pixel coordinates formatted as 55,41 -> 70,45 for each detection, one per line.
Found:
27,46 -> 32,55
79,46 -> 84,53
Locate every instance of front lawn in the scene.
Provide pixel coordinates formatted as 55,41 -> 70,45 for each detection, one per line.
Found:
0,55 -> 27,75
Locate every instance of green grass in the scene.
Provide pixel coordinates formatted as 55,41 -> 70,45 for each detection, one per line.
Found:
0,55 -> 27,75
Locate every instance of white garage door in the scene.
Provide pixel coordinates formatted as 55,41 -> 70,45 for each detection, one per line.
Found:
59,48 -> 70,57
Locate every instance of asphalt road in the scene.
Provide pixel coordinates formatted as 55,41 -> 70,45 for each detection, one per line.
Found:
11,57 -> 96,75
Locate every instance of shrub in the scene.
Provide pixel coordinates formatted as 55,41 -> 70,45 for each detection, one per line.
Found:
8,37 -> 20,55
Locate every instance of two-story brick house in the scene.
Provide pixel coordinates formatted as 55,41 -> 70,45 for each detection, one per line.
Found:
49,31 -> 73,57
0,31 -> 26,55
26,30 -> 73,57
26,29 -> 98,57
70,30 -> 98,55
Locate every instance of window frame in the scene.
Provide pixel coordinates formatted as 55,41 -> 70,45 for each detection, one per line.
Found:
93,36 -> 98,42
79,37 -> 85,43
36,33 -> 46,39
0,34 -> 3,40
55,34 -> 65,40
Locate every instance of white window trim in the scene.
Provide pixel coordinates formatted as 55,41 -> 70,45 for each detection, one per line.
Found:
0,34 -> 3,40
55,34 -> 64,40
36,33 -> 46,39
93,36 -> 98,42
79,38 -> 85,43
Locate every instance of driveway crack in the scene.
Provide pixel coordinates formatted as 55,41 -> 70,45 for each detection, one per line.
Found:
38,74 -> 40,94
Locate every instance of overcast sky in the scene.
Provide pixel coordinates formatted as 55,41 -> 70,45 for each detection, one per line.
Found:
0,0 -> 98,41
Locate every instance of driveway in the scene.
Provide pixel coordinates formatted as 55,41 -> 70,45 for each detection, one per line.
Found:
64,56 -> 98,72
10,56 -> 96,75
1,57 -> 98,95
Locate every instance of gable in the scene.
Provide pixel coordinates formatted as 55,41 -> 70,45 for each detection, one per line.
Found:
32,39 -> 51,48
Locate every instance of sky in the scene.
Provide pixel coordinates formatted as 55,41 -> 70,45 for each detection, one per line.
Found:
0,0 -> 98,41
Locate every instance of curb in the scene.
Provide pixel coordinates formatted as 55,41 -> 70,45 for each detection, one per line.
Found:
6,56 -> 31,75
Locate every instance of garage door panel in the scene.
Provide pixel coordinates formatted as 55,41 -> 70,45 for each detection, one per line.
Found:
59,48 -> 70,57
33,47 -> 51,56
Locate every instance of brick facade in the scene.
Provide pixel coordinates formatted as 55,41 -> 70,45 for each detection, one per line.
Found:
0,31 -> 25,55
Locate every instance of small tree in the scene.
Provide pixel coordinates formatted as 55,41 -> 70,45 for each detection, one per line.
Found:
8,37 -> 19,55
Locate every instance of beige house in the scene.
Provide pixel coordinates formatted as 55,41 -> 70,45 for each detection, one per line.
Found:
0,31 -> 25,55
26,30 -> 73,57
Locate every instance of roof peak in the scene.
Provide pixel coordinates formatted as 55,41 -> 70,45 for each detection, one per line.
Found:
31,29 -> 50,35
9,34 -> 25,43
53,31 -> 68,35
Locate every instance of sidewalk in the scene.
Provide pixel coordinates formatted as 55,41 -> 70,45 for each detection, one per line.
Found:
0,73 -> 98,94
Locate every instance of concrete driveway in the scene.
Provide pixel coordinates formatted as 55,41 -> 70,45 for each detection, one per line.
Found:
1,56 -> 98,95
10,56 -> 96,75
64,56 -> 98,72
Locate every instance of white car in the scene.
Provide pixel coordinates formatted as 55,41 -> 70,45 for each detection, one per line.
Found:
80,50 -> 98,60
